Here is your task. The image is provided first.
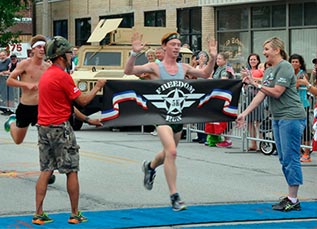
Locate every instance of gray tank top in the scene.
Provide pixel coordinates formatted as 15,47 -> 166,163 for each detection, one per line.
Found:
158,62 -> 184,80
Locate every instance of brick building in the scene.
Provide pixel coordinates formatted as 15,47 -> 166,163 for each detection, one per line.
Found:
9,0 -> 33,43
34,0 -> 316,70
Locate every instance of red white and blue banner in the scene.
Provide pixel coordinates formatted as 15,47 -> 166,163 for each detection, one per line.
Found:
100,79 -> 242,127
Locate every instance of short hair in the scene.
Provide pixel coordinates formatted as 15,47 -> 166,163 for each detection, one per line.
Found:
30,34 -> 47,47
161,32 -> 180,45
145,48 -> 156,57
218,52 -> 229,61
263,37 -> 288,60
198,51 -> 209,63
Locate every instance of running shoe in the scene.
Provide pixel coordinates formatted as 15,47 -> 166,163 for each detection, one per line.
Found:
216,140 -> 232,148
142,160 -> 156,190
170,193 -> 187,211
32,212 -> 53,225
68,211 -> 88,224
4,114 -> 16,132
272,197 -> 301,212
300,154 -> 312,163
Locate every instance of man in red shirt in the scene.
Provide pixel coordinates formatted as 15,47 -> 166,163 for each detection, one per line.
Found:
33,36 -> 106,225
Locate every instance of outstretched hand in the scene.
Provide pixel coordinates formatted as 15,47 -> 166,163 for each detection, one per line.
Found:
236,114 -> 246,129
131,32 -> 146,53
207,36 -> 218,58
240,69 -> 254,85
88,118 -> 103,127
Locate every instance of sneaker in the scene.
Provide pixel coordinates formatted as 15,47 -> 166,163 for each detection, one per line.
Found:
272,197 -> 301,212
170,193 -> 187,211
68,211 -> 88,224
150,130 -> 157,136
32,212 -> 53,225
216,140 -> 232,148
4,114 -> 16,132
300,154 -> 312,163
142,160 -> 156,190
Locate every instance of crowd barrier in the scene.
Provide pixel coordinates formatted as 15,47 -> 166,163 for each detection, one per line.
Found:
0,75 -> 19,114
184,88 -> 315,154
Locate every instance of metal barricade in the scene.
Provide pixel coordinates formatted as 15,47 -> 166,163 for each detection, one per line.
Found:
185,88 -> 315,154
0,75 -> 19,114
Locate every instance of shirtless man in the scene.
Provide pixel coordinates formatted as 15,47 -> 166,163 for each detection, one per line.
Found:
5,35 -> 102,144
5,35 -> 49,144
124,32 -> 217,211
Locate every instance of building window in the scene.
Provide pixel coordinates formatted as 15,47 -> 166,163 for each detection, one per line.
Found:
217,1 -> 317,72
290,2 -> 317,26
53,20 -> 68,39
100,13 -> 134,28
75,18 -> 91,46
251,5 -> 286,28
177,7 -> 201,52
144,10 -> 166,27
218,8 -> 248,31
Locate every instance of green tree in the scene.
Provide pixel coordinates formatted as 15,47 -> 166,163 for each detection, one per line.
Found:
0,0 -> 30,47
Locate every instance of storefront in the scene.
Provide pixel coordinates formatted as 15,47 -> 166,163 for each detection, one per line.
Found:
35,0 -> 316,70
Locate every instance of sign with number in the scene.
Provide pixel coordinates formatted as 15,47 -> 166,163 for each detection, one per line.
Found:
8,43 -> 30,59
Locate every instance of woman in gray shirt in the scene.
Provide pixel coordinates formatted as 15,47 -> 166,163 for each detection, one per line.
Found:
237,37 -> 306,212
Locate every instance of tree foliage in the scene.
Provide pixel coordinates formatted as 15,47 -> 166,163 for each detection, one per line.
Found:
0,0 -> 30,47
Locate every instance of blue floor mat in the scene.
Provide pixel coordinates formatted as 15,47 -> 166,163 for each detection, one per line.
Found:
185,220 -> 317,228
0,201 -> 316,228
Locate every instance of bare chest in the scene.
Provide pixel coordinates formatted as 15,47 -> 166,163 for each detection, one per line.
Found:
23,64 -> 47,82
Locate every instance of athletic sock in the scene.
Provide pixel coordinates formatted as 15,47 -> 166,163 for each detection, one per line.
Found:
288,196 -> 298,203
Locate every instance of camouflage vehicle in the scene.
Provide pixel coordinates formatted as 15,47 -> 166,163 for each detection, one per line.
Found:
71,18 -> 192,130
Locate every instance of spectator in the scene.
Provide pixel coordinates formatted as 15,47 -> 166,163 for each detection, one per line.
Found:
245,53 -> 264,151
145,49 -> 156,63
155,47 -> 165,62
289,54 -> 311,162
8,54 -> 19,72
32,36 -> 106,225
192,51 -> 209,143
0,50 -> 13,114
70,47 -> 79,73
296,57 -> 317,162
237,37 -> 306,212
212,52 -> 235,148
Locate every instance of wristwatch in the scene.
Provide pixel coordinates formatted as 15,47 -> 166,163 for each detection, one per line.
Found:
257,84 -> 263,90
84,116 -> 90,123
130,50 -> 139,57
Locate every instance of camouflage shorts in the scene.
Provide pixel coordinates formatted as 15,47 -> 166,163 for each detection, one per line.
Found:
37,121 -> 80,174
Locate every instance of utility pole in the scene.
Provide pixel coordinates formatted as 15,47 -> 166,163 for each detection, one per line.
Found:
42,0 -> 48,36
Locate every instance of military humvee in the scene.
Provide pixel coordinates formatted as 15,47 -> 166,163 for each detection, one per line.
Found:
71,18 -> 192,130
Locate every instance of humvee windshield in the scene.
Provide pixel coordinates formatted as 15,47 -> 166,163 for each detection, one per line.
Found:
83,51 -> 147,67
84,52 -> 121,66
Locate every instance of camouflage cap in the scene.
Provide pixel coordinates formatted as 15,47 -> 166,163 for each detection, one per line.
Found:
46,36 -> 72,59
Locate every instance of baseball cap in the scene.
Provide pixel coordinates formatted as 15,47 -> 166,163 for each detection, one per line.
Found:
10,54 -> 17,59
313,58 -> 317,64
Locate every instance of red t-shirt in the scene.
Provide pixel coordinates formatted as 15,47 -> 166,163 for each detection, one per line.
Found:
38,64 -> 81,125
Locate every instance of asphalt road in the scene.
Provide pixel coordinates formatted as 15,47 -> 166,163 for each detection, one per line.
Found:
0,113 -> 316,218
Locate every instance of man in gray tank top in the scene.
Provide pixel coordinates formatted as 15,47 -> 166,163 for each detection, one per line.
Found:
124,31 -> 217,211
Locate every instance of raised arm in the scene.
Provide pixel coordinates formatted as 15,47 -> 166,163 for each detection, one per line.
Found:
186,37 -> 217,79
124,32 -> 157,78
